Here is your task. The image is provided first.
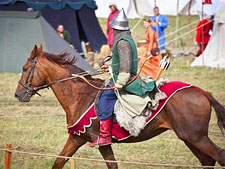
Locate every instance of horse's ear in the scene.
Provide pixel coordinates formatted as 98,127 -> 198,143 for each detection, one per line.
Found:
38,44 -> 43,52
30,45 -> 38,59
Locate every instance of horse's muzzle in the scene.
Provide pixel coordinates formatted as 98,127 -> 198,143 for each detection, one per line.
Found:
15,89 -> 31,102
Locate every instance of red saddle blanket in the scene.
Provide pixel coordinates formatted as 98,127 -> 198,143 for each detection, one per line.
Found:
68,81 -> 192,141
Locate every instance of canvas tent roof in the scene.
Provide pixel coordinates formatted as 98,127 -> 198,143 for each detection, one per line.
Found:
0,0 -> 107,52
179,0 -> 199,15
190,6 -> 225,69
0,0 -> 97,10
180,0 -> 225,15
95,0 -> 197,17
0,11 -> 97,73
95,0 -> 154,18
149,0 -> 199,15
95,0 -> 225,17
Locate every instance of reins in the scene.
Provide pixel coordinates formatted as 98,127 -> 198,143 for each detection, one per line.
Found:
71,55 -> 153,90
18,54 -> 155,96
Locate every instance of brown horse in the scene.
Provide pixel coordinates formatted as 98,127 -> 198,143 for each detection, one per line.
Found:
15,45 -> 225,169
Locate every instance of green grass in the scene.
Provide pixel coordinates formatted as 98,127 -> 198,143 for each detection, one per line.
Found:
0,56 -> 225,169
0,16 -> 225,168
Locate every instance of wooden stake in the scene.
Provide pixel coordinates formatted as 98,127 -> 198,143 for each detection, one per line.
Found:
5,143 -> 12,169
70,155 -> 75,169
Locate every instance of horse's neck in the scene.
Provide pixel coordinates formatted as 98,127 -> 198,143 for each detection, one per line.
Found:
43,61 -> 100,126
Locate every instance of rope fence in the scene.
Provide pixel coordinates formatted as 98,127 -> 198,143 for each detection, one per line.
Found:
162,18 -> 214,49
1,144 -> 225,169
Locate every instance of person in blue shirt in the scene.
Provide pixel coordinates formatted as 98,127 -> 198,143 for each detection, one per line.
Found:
150,7 -> 168,52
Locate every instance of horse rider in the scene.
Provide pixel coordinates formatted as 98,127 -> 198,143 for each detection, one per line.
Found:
89,9 -> 160,147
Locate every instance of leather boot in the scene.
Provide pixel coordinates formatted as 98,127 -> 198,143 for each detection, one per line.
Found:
88,119 -> 113,147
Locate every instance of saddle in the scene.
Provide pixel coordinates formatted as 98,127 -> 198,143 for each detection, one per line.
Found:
94,79 -> 167,136
68,81 -> 193,141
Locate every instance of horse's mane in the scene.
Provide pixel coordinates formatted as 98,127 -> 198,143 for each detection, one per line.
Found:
40,51 -> 104,86
42,51 -> 104,84
43,52 -> 77,65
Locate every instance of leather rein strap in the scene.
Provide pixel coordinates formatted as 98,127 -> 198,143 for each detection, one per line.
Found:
18,55 -> 152,96
72,55 -> 152,90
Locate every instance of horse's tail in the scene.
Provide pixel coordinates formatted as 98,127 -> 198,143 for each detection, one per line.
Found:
205,91 -> 225,135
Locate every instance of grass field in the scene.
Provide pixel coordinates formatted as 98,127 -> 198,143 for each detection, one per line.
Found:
0,56 -> 225,169
0,16 -> 225,169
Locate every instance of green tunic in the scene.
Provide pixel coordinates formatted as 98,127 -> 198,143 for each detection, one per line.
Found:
63,30 -> 72,44
112,36 -> 157,97
112,37 -> 138,81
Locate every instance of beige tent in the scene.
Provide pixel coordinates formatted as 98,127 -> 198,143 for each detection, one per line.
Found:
95,0 -> 153,18
191,6 -> 225,69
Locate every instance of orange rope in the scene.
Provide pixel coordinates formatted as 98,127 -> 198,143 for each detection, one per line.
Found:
0,148 -> 224,168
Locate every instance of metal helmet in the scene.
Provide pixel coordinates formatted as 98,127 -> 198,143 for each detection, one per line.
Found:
110,8 -> 130,31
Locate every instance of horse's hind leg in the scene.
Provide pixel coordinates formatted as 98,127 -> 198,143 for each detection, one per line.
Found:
99,145 -> 118,169
169,88 -> 225,166
184,141 -> 216,168
52,135 -> 87,169
189,136 -> 225,166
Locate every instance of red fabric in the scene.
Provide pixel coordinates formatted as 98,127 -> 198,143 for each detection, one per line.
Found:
195,19 -> 213,44
107,10 -> 119,47
68,81 -> 192,140
203,0 -> 212,4
196,43 -> 208,56
68,103 -> 96,136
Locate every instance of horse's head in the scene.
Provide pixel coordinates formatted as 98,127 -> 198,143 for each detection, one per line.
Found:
15,45 -> 46,102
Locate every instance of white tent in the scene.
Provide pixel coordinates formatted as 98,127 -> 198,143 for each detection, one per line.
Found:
95,0 -> 153,18
191,6 -> 225,69
148,0 -> 199,15
149,0 -> 225,15
95,0 -> 225,17
179,0 -> 199,15
95,0 -> 203,17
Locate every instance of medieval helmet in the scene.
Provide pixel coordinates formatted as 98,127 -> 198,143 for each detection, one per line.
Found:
110,8 -> 130,31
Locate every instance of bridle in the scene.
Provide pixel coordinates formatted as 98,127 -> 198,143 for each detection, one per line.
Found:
18,57 -> 42,97
17,56 -> 95,97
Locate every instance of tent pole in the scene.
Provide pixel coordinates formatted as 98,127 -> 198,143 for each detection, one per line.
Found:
175,0 -> 179,47
154,0 -> 159,48
201,0 -> 204,66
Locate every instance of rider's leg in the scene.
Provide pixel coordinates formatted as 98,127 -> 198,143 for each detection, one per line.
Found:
89,90 -> 117,147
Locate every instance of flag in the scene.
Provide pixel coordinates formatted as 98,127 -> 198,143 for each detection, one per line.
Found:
203,0 -> 212,4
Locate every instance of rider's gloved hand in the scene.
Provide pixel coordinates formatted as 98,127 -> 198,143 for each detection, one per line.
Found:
114,83 -> 123,90
101,65 -> 109,72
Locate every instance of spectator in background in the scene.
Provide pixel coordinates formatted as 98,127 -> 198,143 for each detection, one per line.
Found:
139,17 -> 161,80
195,15 -> 213,57
107,3 -> 119,49
26,8 -> 34,12
57,25 -> 72,45
150,7 -> 168,53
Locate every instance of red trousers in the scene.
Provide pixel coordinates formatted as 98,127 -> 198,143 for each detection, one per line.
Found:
196,43 -> 208,57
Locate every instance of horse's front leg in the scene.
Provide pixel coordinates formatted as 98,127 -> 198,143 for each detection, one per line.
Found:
52,135 -> 87,169
99,145 -> 118,169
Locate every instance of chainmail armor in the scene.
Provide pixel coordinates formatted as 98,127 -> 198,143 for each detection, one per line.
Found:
114,30 -> 133,73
